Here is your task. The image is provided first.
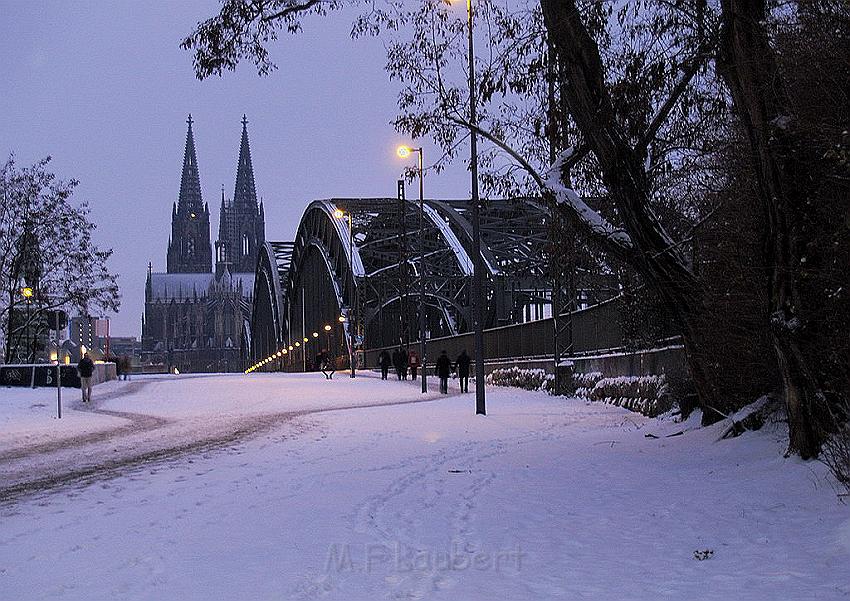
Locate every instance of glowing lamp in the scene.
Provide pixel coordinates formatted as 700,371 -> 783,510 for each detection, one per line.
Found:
312,332 -> 319,338
333,208 -> 345,219
397,146 -> 411,158
324,324 -> 332,332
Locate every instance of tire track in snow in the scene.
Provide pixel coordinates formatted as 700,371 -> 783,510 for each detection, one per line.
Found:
0,382 -> 459,505
0,379 -> 170,462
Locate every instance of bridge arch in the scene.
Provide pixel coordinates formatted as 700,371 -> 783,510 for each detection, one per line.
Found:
250,197 -> 556,371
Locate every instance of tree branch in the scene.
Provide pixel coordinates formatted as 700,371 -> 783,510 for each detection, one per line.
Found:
260,0 -> 326,23
637,48 -> 714,153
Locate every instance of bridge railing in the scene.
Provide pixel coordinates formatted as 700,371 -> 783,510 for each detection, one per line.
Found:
363,296 -> 629,370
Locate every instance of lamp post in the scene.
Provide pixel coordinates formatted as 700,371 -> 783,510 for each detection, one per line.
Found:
20,285 -> 34,363
397,145 -> 428,394
463,0 -> 486,415
323,323 -> 332,353
334,208 -> 358,378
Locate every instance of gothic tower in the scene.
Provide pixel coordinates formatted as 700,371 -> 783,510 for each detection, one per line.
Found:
167,115 -> 212,273
216,115 -> 265,274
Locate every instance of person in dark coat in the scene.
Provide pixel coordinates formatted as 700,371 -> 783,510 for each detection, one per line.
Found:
77,352 -> 95,403
319,351 -> 335,379
400,347 -> 409,380
120,355 -> 132,381
435,350 -> 452,394
455,350 -> 471,393
378,350 -> 392,380
392,347 -> 406,380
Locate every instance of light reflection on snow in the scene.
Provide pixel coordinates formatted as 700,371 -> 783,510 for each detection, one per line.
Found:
423,431 -> 442,443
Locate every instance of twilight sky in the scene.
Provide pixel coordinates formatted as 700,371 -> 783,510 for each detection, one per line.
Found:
1,1 -> 471,336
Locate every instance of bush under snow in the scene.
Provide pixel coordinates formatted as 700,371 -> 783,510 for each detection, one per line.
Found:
584,374 -> 671,417
487,368 -> 671,417
486,367 -> 554,393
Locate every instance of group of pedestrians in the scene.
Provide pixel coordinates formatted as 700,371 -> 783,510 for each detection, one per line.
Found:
377,347 -> 472,395
435,349 -> 471,394
377,347 -> 421,381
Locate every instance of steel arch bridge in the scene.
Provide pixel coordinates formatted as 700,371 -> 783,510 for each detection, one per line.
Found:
249,197 -> 555,370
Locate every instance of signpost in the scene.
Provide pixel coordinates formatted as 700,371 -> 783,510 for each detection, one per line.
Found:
48,310 -> 67,419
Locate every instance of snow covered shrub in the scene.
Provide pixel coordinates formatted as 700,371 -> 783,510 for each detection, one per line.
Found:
572,371 -> 603,398
486,367 -> 554,393
587,375 -> 671,417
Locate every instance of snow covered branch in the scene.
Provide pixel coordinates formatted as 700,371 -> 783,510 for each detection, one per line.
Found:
544,149 -> 633,251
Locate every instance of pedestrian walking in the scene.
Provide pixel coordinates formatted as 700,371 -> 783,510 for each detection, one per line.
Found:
121,355 -> 131,380
400,347 -> 409,380
378,350 -> 391,380
392,347 -> 406,380
77,352 -> 95,403
408,349 -> 420,381
435,350 -> 452,394
455,349 -> 471,393
319,351 -> 335,379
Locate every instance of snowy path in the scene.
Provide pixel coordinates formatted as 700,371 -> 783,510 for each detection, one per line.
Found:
1,374 -> 848,600
0,373 -> 452,501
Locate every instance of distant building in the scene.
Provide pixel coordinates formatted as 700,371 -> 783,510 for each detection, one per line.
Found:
109,336 -> 140,362
141,115 -> 263,373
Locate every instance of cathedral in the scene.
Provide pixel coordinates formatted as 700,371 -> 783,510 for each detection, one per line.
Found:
141,115 -> 265,372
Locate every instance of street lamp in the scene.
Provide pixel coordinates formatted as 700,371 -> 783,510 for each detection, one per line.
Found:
334,209 -> 358,379
20,285 -> 34,363
397,144 -> 428,394
323,323 -> 333,356
452,0 -> 486,414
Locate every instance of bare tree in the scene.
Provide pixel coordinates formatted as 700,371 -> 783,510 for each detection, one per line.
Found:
0,155 -> 120,362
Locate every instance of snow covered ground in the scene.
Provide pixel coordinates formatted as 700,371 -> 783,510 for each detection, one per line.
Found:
0,373 -> 848,600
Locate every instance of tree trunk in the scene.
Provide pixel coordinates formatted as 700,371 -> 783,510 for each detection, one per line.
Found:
718,0 -> 824,457
540,0 -> 721,414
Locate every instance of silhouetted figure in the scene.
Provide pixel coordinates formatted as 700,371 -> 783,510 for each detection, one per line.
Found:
400,347 -> 409,380
120,355 -> 132,380
392,347 -> 407,380
408,350 -> 420,381
455,350 -> 471,393
319,351 -> 335,379
435,350 -> 452,394
77,353 -> 95,403
378,350 -> 392,380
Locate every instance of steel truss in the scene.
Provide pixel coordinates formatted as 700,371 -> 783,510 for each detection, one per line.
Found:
250,197 -> 561,370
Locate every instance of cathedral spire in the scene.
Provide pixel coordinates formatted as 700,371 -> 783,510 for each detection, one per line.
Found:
167,115 -> 212,273
178,114 -> 204,214
233,114 -> 258,208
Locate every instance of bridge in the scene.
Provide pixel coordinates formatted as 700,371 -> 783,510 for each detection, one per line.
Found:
248,196 -> 600,372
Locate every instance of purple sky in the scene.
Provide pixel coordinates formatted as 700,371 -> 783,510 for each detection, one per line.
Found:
1,1 -> 471,336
